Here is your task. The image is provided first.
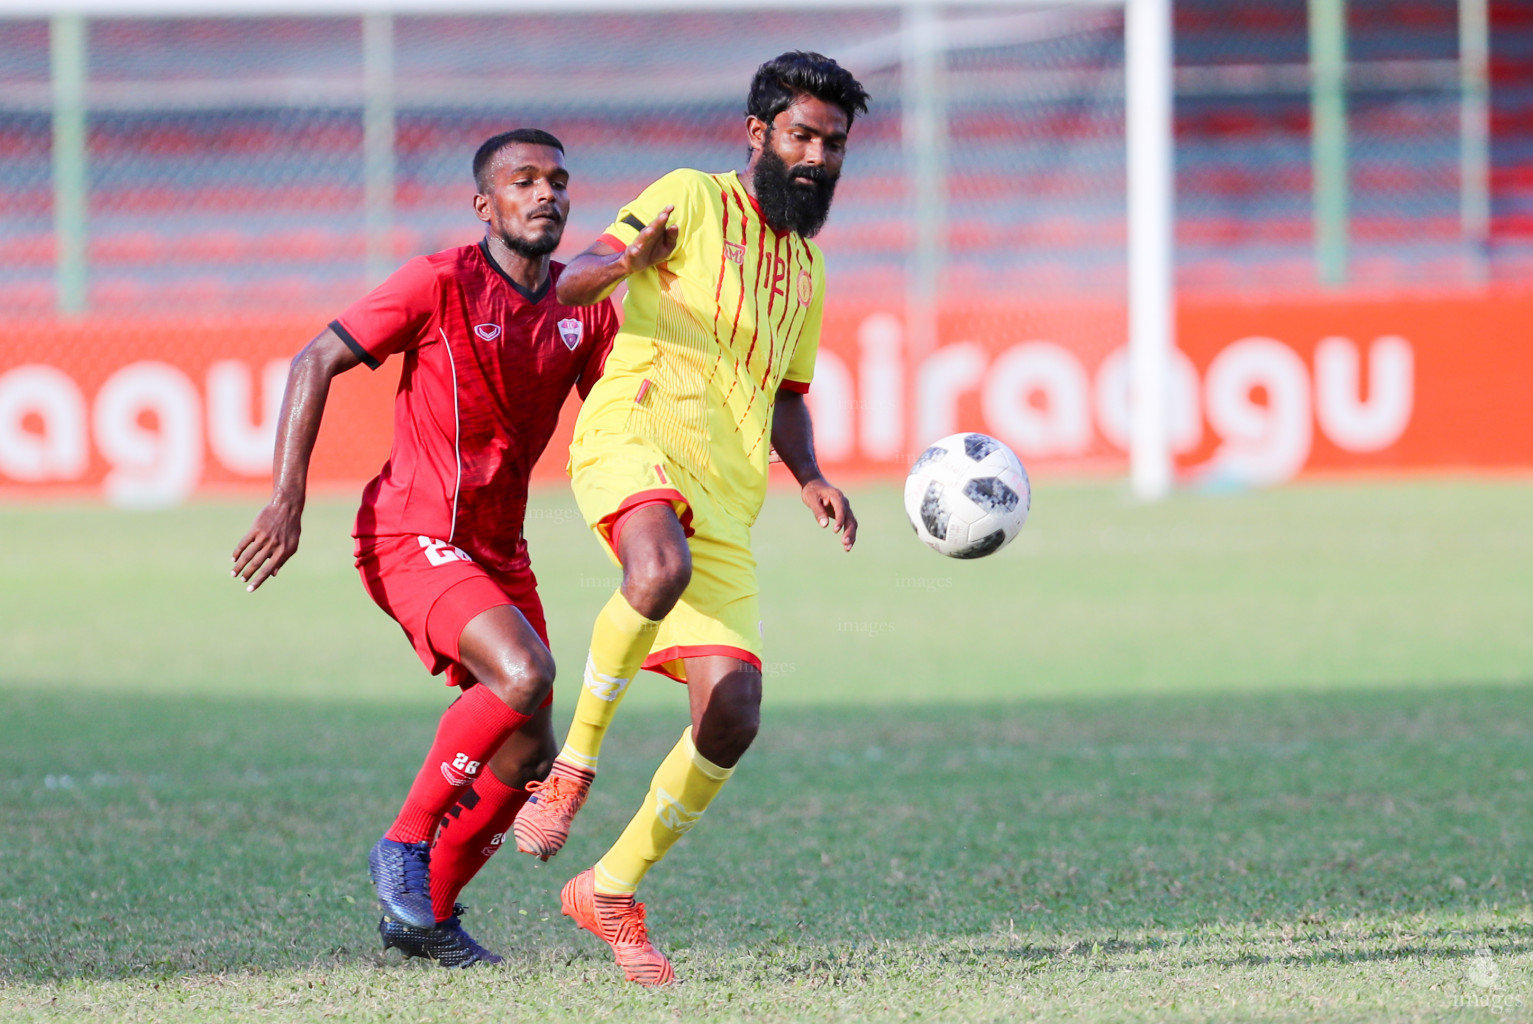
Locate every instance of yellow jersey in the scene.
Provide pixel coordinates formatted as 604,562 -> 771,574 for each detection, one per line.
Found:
573,168 -> 825,524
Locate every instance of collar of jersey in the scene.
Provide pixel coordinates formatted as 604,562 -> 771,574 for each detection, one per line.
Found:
729,171 -> 769,225
478,238 -> 552,305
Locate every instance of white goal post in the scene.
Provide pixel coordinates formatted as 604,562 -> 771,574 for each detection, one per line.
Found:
6,0 -> 1177,501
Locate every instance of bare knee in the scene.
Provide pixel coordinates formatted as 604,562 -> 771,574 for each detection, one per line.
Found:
693,672 -> 761,768
712,701 -> 759,761
480,644 -> 556,712
622,541 -> 691,619
457,605 -> 557,714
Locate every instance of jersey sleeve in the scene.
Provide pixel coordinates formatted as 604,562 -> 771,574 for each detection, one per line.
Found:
598,169 -> 707,260
329,256 -> 440,369
779,260 -> 825,393
576,298 -> 619,400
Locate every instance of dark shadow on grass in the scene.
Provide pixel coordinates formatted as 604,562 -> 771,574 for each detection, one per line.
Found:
1,680 -> 1530,983
1218,941 -> 1533,969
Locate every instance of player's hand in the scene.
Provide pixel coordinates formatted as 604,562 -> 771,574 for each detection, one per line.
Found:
231,500 -> 302,592
801,478 -> 857,552
622,206 -> 679,275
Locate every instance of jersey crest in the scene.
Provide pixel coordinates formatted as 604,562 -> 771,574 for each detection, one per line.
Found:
557,318 -> 583,350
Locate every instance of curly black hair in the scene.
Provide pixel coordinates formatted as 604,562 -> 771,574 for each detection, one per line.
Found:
746,51 -> 870,129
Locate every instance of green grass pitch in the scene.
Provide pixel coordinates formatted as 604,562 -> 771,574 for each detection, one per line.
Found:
2,478 -> 1531,1022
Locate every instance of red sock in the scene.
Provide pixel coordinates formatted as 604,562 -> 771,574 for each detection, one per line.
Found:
385,684 -> 530,844
430,768 -> 530,922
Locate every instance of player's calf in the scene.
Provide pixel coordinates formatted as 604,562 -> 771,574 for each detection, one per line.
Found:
375,684 -> 534,929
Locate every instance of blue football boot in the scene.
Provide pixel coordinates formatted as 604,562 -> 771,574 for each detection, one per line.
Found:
368,836 -> 435,929
379,904 -> 503,968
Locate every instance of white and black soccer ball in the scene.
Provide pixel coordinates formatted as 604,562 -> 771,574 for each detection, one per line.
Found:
903,432 -> 1030,559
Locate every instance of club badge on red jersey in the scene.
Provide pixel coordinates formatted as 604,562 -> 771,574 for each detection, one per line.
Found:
557,318 -> 583,350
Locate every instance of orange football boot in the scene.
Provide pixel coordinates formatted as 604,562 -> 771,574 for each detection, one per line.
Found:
513,761 -> 592,859
561,868 -> 676,987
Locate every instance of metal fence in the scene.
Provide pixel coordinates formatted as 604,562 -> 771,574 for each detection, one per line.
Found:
0,0 -> 1506,321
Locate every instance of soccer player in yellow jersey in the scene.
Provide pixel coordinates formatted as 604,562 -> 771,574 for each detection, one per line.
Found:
511,51 -> 870,985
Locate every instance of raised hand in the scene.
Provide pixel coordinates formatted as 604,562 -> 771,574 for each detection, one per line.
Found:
620,206 -> 679,275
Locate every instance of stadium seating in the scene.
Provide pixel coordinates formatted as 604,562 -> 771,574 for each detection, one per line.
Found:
0,1 -> 1525,315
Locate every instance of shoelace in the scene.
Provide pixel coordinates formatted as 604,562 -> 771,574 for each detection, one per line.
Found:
401,842 -> 431,895
528,774 -> 579,809
604,897 -> 650,943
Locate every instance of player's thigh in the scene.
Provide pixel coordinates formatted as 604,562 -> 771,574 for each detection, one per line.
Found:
436,566 -> 554,709
359,534 -> 514,679
646,502 -> 763,682
487,701 -> 556,788
454,604 -> 556,714
568,431 -> 693,563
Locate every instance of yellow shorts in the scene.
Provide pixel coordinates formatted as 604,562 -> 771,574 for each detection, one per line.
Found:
568,431 -> 762,683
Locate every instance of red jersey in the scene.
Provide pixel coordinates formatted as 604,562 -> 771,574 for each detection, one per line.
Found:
332,240 -> 617,575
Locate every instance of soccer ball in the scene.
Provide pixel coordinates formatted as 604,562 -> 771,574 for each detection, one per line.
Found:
904,433 -> 1030,559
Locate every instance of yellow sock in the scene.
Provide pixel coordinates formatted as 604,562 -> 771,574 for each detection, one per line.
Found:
559,590 -> 661,773
593,727 -> 733,895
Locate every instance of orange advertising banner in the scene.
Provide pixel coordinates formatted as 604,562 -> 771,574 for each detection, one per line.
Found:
1,290 -> 1529,505
0,319 -> 397,505
1177,294 -> 1533,477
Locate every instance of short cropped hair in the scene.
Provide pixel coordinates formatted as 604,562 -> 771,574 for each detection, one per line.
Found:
746,51 -> 870,130
472,128 -> 565,192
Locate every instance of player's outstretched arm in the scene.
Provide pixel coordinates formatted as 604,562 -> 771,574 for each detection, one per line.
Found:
231,328 -> 362,591
555,206 -> 678,306
771,388 -> 857,552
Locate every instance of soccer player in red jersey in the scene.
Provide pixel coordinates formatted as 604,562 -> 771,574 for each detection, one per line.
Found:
231,128 -> 617,967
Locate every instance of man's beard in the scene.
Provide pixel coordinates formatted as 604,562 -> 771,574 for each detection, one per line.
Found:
497,215 -> 563,258
752,142 -> 837,238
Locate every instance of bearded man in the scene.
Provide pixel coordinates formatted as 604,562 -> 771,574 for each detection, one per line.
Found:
507,52 -> 870,986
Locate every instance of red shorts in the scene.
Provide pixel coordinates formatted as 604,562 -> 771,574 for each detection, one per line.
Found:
355,533 -> 551,695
